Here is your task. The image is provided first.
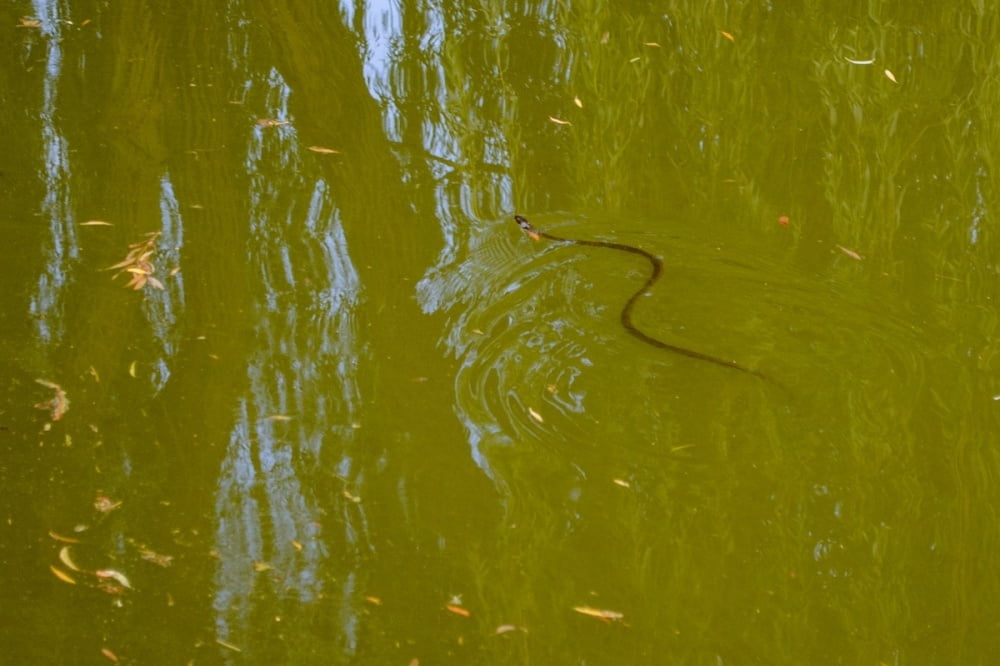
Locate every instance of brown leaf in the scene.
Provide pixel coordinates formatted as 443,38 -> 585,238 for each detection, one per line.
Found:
139,549 -> 173,568
34,379 -> 69,421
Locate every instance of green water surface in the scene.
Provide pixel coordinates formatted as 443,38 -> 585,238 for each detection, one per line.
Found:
1,1 -> 998,663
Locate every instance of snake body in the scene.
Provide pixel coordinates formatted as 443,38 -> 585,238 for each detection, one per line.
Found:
514,215 -> 763,379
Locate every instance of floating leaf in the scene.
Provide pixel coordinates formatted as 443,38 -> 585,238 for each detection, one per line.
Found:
548,116 -> 572,126
720,31 -> 735,42
365,596 -> 383,606
445,604 -> 471,617
17,17 -> 42,28
107,232 -> 163,292
836,245 -> 862,260
884,69 -> 898,83
308,146 -> 340,154
50,565 -> 77,584
573,606 -> 624,621
256,118 -> 290,128
59,546 -> 81,572
527,407 -> 543,423
94,493 -> 122,514
81,220 -> 113,226
216,639 -> 242,653
138,548 -> 173,568
778,215 -> 790,227
95,569 -> 132,589
612,478 -> 630,488
495,624 -> 528,634
253,561 -> 274,572
100,647 -> 119,663
573,96 -> 583,108
34,379 -> 69,421
49,531 -> 81,544
844,56 -> 875,65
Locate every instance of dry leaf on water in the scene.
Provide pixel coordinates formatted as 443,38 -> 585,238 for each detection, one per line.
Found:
836,245 -> 862,260
573,606 -> 624,622
107,232 -> 164,291
50,565 -> 77,584
445,604 -> 471,617
35,379 -> 69,421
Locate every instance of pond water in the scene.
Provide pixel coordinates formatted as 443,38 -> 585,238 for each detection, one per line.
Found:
2,1 -> 998,663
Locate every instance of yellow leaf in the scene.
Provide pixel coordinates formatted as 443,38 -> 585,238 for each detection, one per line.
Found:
445,604 -> 471,617
527,407 -> 543,423
216,639 -> 242,653
548,116 -> 572,126
884,69 -> 898,83
50,565 -> 77,584
720,31 -> 735,42
836,245 -> 862,260
308,146 -> 340,154
573,606 -> 624,621
49,531 -> 81,543
59,546 -> 81,571
81,220 -> 113,226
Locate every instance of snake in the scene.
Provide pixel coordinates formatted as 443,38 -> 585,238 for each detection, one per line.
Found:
514,215 -> 764,379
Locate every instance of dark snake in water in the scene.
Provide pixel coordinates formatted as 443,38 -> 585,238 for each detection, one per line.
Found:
514,215 -> 765,380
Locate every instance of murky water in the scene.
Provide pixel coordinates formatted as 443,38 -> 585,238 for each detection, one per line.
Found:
2,1 -> 998,663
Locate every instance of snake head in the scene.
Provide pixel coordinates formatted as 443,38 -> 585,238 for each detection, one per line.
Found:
514,215 -> 541,241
